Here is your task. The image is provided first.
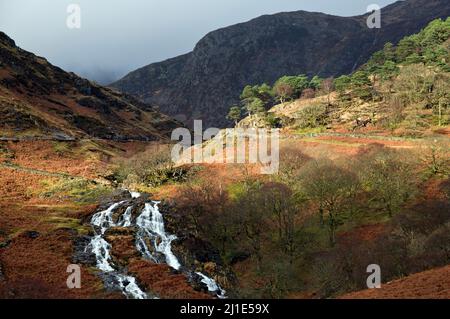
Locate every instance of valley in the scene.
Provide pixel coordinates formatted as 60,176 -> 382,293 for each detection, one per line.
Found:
0,0 -> 449,301
0,127 -> 447,298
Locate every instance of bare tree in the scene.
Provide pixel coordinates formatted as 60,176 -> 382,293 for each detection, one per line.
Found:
321,77 -> 335,106
296,158 -> 361,246
360,149 -> 417,217
274,82 -> 294,104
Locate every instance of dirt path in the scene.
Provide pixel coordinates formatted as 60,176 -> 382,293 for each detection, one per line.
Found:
0,162 -> 80,179
0,163 -> 109,189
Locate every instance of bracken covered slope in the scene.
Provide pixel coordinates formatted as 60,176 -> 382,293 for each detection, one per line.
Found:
340,265 -> 450,299
0,32 -> 181,141
112,0 -> 450,128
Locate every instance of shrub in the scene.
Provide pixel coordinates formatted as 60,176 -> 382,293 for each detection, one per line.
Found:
294,103 -> 328,129
265,113 -> 282,128
113,145 -> 188,187
52,142 -> 71,156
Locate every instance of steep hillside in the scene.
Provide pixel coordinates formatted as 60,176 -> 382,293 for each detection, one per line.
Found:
237,17 -> 450,138
340,265 -> 450,299
112,0 -> 450,127
0,32 -> 180,141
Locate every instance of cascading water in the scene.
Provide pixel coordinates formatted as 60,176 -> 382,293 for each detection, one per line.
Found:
88,200 -> 148,299
87,191 -> 226,299
136,202 -> 181,270
196,272 -> 227,299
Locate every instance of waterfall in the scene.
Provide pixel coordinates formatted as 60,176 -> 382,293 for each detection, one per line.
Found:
136,202 -> 181,270
196,272 -> 227,299
88,201 -> 148,299
87,192 -> 226,299
118,206 -> 133,227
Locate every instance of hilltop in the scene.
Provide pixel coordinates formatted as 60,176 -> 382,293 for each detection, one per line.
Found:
0,32 -> 180,141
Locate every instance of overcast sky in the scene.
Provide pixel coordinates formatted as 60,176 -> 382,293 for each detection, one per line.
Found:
0,0 -> 397,84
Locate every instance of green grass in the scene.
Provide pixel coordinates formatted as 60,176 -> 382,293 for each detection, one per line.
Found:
52,142 -> 72,156
75,139 -> 117,159
40,178 -> 112,204
44,216 -> 91,235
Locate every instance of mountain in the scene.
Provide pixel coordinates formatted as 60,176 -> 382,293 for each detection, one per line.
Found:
111,0 -> 450,128
236,17 -> 450,136
0,32 -> 180,141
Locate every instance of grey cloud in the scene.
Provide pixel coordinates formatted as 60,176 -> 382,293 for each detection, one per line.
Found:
0,0 -> 396,83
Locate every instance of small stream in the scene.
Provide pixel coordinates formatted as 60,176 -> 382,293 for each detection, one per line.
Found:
86,192 -> 226,299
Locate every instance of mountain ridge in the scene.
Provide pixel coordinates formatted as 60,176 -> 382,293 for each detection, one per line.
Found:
111,0 -> 450,128
0,31 -> 181,141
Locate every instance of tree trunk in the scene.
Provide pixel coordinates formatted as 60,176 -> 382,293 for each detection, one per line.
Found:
328,211 -> 337,247
319,206 -> 325,227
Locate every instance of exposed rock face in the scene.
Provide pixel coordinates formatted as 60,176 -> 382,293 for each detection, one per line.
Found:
112,0 -> 450,128
72,235 -> 97,266
0,32 -> 181,141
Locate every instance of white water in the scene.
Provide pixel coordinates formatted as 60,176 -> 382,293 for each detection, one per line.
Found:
136,202 -> 181,270
196,272 -> 227,299
116,275 -> 147,299
118,206 -> 133,227
90,235 -> 114,272
130,191 -> 141,199
87,191 -> 226,299
88,201 -> 148,299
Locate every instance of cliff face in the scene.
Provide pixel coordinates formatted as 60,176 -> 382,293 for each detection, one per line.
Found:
112,0 -> 450,128
0,32 -> 181,141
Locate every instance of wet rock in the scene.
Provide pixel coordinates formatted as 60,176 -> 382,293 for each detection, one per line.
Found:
188,272 -> 210,293
104,227 -> 136,237
98,273 -> 126,297
0,230 -> 10,249
72,235 -> 96,266
130,201 -> 147,221
175,235 -> 222,265
107,235 -> 140,266
161,201 -> 237,292
111,206 -> 128,224
97,189 -> 132,207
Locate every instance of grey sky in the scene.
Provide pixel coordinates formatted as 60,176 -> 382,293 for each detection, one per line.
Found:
0,0 -> 397,84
